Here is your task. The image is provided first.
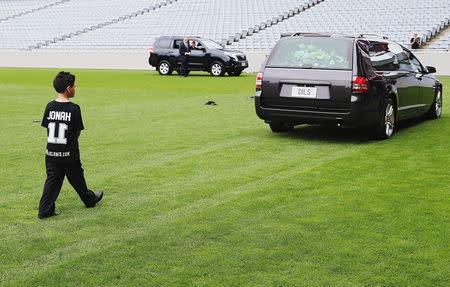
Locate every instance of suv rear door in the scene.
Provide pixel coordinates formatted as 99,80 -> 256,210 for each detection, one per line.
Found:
261,36 -> 354,112
171,39 -> 183,67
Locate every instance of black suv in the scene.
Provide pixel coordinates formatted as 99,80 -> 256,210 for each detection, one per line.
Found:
149,36 -> 248,76
255,33 -> 442,139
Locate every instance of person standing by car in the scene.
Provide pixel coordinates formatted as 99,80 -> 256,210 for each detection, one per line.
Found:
410,32 -> 421,49
179,38 -> 191,77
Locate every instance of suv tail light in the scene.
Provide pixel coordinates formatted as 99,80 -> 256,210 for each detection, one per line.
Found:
149,45 -> 154,54
352,76 -> 368,93
256,73 -> 263,89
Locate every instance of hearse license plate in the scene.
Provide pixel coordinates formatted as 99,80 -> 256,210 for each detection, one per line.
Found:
291,86 -> 317,98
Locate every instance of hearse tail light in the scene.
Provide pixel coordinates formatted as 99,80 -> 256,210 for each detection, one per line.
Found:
352,76 -> 368,93
149,45 -> 154,54
256,73 -> 263,89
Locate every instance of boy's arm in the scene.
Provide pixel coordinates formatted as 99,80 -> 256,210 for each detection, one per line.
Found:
41,105 -> 49,128
75,105 -> 85,131
73,105 -> 84,139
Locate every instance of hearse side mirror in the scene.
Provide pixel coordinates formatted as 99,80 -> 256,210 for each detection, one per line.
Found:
426,66 -> 436,74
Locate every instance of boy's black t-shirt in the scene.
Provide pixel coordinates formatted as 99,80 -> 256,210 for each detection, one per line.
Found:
41,101 -> 84,162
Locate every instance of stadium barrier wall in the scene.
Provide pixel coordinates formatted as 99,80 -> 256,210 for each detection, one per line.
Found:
0,50 -> 449,76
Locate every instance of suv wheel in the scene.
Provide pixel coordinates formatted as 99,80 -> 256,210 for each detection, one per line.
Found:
376,98 -> 396,139
209,61 -> 225,77
158,60 -> 172,75
269,121 -> 294,133
228,70 -> 242,76
426,89 -> 442,119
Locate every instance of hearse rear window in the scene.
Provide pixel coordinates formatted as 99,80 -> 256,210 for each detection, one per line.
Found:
267,37 -> 352,70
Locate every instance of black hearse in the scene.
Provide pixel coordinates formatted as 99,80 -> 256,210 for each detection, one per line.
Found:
255,33 -> 442,139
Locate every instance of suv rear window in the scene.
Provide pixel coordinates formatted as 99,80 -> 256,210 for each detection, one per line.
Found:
267,37 -> 352,70
156,38 -> 172,48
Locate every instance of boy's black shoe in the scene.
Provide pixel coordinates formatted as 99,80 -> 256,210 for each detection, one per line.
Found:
38,211 -> 61,219
95,190 -> 103,204
87,190 -> 104,208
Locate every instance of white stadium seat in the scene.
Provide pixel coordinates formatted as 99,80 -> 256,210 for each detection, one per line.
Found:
0,0 -> 448,51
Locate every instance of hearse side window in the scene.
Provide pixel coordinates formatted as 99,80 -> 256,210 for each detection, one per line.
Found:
368,42 -> 411,71
267,37 -> 352,70
368,42 -> 398,71
408,52 -> 425,73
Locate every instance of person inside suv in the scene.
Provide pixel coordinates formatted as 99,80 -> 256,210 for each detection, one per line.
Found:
190,41 -> 199,50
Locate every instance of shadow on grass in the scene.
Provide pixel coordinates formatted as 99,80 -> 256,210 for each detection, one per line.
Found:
395,116 -> 435,133
279,125 -> 373,144
274,117 -> 433,144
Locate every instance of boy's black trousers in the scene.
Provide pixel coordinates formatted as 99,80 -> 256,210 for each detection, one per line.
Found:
38,158 -> 97,217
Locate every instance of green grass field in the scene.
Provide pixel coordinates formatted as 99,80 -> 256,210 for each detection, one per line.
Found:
0,68 -> 449,287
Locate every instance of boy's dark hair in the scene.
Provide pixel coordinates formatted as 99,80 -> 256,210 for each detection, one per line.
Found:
53,71 -> 75,93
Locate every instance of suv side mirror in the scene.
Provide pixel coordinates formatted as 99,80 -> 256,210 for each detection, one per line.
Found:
426,66 -> 436,74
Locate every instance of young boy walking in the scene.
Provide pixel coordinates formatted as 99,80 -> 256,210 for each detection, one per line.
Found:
38,71 -> 103,219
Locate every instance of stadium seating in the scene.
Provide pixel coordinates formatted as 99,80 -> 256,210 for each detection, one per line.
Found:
428,32 -> 450,49
230,0 -> 450,50
37,0 -> 319,50
0,0 -> 60,21
0,0 -> 175,50
0,0 -> 448,51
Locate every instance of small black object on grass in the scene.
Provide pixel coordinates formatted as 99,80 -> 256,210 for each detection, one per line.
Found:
33,120 -> 41,123
205,101 -> 218,106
